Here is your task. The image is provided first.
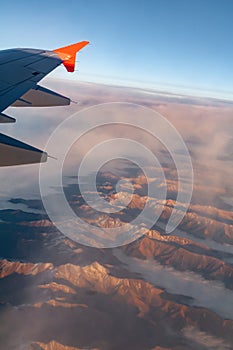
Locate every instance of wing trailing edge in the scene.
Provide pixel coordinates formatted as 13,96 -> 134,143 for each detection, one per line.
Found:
0,113 -> 16,123
12,85 -> 70,107
0,133 -> 47,166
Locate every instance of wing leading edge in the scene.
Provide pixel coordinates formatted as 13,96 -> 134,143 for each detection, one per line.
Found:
0,41 -> 89,166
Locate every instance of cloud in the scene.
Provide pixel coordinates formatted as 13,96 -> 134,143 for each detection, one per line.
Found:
2,79 -> 233,348
182,326 -> 233,350
114,249 -> 233,320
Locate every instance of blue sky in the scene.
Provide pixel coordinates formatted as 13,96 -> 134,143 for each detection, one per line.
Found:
1,0 -> 233,99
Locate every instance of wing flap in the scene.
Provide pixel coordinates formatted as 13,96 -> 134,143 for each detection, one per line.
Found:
0,113 -> 16,123
0,133 -> 47,166
12,85 -> 70,107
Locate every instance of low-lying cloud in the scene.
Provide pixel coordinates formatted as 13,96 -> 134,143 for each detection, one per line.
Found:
114,249 -> 233,320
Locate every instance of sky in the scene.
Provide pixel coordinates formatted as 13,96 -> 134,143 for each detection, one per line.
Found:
1,0 -> 233,99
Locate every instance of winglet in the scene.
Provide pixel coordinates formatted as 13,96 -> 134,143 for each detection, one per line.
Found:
53,41 -> 89,72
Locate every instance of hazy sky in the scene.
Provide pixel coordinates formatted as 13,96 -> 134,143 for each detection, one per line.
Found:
1,0 -> 233,98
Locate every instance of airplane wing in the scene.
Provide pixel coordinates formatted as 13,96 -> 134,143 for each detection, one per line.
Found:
0,41 -> 89,166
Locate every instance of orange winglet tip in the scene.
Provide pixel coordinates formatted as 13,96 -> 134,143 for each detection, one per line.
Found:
53,41 -> 89,72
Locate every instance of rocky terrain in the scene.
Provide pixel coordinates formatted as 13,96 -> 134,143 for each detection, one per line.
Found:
1,83 -> 233,349
0,162 -> 233,350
